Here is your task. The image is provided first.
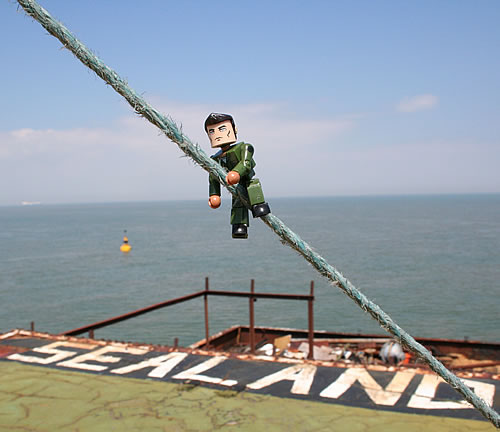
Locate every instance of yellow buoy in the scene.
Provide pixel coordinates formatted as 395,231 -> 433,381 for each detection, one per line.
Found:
120,233 -> 132,253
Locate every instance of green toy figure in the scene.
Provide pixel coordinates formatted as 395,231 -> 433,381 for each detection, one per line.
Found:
205,113 -> 271,239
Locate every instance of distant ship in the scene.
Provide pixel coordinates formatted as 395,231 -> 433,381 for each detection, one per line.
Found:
21,201 -> 41,206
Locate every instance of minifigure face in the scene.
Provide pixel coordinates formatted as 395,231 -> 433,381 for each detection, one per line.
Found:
206,120 -> 237,148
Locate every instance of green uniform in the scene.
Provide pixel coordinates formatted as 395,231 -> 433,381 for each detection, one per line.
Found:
209,142 -> 266,226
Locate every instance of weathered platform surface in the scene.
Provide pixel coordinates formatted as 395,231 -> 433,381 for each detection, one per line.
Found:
1,330 -> 498,431
1,362 -> 495,432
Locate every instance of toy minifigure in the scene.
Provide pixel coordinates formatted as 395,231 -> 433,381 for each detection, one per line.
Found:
205,113 -> 271,239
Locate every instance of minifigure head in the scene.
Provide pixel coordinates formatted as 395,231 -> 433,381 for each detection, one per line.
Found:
204,113 -> 238,148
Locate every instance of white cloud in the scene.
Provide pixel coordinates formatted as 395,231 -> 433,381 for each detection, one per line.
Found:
6,101 -> 500,204
0,101 -> 359,205
397,94 -> 438,113
4,98 -> 495,204
0,97 -> 500,204
151,100 -> 358,149
315,138 -> 500,196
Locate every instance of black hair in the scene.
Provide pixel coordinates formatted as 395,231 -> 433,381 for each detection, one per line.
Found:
204,113 -> 237,138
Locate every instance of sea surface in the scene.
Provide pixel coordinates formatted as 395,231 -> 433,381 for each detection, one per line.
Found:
0,195 -> 499,346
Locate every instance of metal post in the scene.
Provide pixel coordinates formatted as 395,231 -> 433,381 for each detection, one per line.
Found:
174,337 -> 179,348
308,281 -> 314,360
249,279 -> 256,354
89,329 -> 94,339
30,321 -> 35,332
204,277 -> 210,348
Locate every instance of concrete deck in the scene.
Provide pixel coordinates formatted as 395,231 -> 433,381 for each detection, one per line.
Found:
1,361 -> 495,431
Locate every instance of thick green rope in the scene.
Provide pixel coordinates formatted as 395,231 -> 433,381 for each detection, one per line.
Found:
16,0 -> 499,426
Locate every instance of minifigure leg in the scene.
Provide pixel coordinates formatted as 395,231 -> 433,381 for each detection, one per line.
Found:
231,194 -> 249,225
247,178 -> 265,206
231,206 -> 249,226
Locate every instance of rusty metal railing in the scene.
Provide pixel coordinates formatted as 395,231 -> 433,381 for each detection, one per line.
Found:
61,278 -> 316,358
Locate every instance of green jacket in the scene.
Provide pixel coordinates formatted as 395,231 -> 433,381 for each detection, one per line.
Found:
209,142 -> 256,196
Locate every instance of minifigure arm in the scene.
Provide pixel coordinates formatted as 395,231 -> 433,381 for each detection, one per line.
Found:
208,173 -> 221,208
231,143 -> 255,178
209,173 -> 221,197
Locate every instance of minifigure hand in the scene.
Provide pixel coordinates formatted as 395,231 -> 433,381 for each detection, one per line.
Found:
226,171 -> 240,185
208,195 -> 221,209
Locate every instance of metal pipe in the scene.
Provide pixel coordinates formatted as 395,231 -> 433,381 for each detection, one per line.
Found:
249,279 -> 255,354
62,285 -> 313,338
62,290 -> 206,336
204,277 -> 210,348
207,290 -> 312,301
308,281 -> 314,360
451,360 -> 500,370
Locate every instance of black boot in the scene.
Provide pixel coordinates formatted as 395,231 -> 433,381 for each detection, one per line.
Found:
232,224 -> 248,239
251,202 -> 271,218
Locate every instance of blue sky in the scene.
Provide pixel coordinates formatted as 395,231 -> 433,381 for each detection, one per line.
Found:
1,0 -> 499,204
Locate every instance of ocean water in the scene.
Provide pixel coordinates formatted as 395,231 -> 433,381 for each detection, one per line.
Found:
0,195 -> 498,346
